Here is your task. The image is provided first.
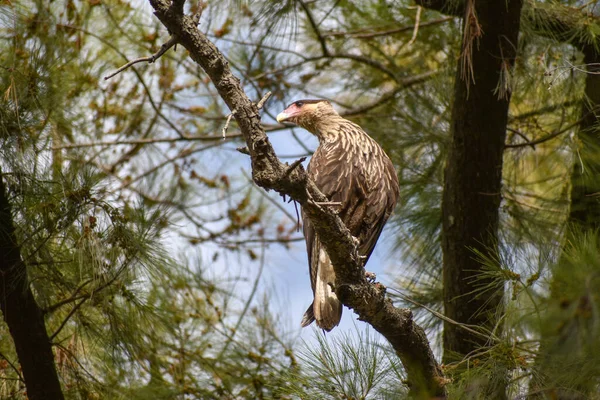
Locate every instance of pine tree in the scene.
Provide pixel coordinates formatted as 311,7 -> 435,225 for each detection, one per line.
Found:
5,0 -> 600,398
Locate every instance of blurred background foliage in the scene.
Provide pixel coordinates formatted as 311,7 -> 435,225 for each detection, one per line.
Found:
1,0 -> 600,398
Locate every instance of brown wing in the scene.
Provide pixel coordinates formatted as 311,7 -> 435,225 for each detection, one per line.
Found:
302,127 -> 400,294
302,138 -> 350,296
357,152 -> 399,262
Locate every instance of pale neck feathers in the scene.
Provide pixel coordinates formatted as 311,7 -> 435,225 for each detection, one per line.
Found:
297,106 -> 365,142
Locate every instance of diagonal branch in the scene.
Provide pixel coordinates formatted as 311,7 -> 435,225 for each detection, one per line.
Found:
324,16 -> 453,39
298,0 -> 329,56
147,0 -> 446,397
343,70 -> 439,116
104,34 -> 178,80
505,109 -> 591,149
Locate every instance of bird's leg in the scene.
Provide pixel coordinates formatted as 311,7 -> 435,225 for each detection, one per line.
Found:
352,236 -> 366,254
351,235 -> 368,264
365,271 -> 376,283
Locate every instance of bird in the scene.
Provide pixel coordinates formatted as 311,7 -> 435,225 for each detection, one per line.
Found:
276,99 -> 400,331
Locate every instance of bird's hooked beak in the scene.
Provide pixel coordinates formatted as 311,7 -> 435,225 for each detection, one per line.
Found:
276,111 -> 289,123
276,102 -> 307,124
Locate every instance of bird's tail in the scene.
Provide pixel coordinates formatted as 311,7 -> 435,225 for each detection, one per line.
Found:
302,248 -> 342,331
300,303 -> 315,328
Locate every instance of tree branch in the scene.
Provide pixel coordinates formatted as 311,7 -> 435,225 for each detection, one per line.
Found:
147,0 -> 446,397
324,16 -> 453,39
343,70 -> 439,116
506,107 -> 598,149
298,0 -> 329,56
104,34 -> 178,80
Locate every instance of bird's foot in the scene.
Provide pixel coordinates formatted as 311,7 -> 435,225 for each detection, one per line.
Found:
365,271 -> 376,283
351,236 -> 365,263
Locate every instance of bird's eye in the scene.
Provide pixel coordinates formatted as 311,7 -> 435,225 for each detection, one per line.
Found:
295,101 -> 304,108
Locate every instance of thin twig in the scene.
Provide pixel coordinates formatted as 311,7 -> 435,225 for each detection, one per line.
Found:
251,53 -> 399,83
284,157 -> 307,176
53,133 -> 233,149
507,127 -> 535,149
510,100 -> 579,122
49,298 -> 87,341
256,91 -> 272,109
324,16 -> 452,38
118,142 -> 222,189
240,168 -> 298,224
222,110 -> 237,138
64,23 -> 186,137
505,114 -> 584,149
104,35 -> 178,80
192,6 -> 203,25
216,242 -> 266,359
54,121 -> 287,149
223,92 -> 272,139
392,289 -> 501,343
407,6 -> 422,46
0,350 -> 23,381
44,279 -> 93,314
343,70 -> 438,116
298,0 -> 329,56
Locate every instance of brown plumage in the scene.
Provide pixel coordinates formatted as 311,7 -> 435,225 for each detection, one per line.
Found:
277,100 -> 400,331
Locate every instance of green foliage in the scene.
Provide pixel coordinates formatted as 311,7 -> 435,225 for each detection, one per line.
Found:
277,327 -> 407,399
531,229 -> 600,396
2,0 -> 600,398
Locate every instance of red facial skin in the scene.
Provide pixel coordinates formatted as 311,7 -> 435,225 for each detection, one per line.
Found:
276,102 -> 304,123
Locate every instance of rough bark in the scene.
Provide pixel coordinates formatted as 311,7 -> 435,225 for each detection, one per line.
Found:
441,0 -> 522,389
0,169 -> 64,400
148,1 -> 446,397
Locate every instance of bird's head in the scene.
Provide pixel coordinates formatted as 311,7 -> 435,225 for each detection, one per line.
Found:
276,99 -> 339,134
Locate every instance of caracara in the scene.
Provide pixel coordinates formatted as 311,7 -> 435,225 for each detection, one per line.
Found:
276,100 -> 400,331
